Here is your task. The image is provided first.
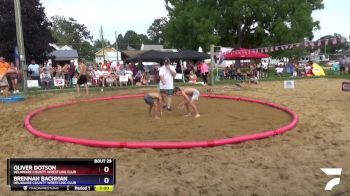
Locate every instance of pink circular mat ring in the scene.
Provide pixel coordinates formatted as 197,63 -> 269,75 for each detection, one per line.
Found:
24,94 -> 299,149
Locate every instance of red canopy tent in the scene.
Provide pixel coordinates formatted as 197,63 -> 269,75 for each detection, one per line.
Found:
224,48 -> 269,60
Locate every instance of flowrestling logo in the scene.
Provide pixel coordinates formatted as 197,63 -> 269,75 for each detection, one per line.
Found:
321,168 -> 342,190
342,82 -> 350,91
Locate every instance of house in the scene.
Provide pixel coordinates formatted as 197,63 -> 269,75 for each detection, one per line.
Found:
49,44 -> 79,66
95,47 -> 121,64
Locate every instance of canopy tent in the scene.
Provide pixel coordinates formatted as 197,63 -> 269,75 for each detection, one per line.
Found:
178,50 -> 210,60
125,50 -> 210,83
125,50 -> 178,63
224,48 -> 269,60
125,50 -> 209,63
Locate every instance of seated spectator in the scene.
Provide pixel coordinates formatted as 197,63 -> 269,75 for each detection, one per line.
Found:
106,72 -> 117,87
92,66 -> 102,86
184,67 -> 191,81
275,66 -> 284,77
188,70 -> 197,84
40,67 -> 51,90
223,67 -> 230,79
305,62 -> 313,76
101,66 -> 110,87
134,70 -> 142,84
125,67 -> 134,85
55,65 -> 65,89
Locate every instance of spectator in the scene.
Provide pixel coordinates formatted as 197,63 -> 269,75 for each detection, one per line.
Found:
188,70 -> 197,84
28,60 -> 40,83
55,65 -> 65,89
40,67 -> 51,90
261,60 -> 268,78
200,61 -> 209,86
275,66 -> 284,77
8,62 -> 20,93
125,66 -> 134,85
92,66 -> 102,86
68,61 -> 76,87
0,57 -> 10,97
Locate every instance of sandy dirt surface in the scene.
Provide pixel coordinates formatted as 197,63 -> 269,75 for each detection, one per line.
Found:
31,95 -> 292,142
1,78 -> 350,196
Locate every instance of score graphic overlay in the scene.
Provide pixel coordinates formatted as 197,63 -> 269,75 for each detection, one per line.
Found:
7,158 -> 116,191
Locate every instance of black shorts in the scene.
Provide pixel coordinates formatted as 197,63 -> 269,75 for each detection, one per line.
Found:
144,94 -> 154,105
77,75 -> 87,85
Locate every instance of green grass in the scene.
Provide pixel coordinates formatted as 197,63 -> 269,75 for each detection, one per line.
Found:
11,68 -> 350,97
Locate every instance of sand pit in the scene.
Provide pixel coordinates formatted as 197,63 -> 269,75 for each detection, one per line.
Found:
26,94 -> 296,148
1,78 -> 350,195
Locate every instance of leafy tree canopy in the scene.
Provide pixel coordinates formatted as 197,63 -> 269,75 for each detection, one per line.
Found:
0,0 -> 54,62
50,15 -> 95,61
164,0 -> 324,56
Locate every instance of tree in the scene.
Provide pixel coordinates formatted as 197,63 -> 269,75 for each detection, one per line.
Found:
94,39 -> 111,50
50,15 -> 94,60
114,31 -> 153,50
0,0 -> 54,62
165,0 -> 220,51
147,17 -> 168,44
165,0 -> 324,55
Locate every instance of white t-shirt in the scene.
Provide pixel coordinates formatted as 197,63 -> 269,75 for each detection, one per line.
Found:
159,65 -> 175,90
93,70 -> 102,79
262,62 -> 268,69
28,63 -> 40,76
125,70 -> 133,77
276,67 -> 284,73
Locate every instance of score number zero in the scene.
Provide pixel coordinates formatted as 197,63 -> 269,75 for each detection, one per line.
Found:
94,159 -> 113,184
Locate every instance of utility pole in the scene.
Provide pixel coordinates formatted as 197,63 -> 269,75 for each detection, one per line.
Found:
100,26 -> 105,63
14,0 -> 27,91
115,31 -> 119,64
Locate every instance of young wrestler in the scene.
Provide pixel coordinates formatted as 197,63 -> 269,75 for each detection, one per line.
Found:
144,92 -> 163,119
173,87 -> 200,118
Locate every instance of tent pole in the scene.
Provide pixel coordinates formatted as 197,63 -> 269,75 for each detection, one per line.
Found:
210,45 -> 215,86
181,60 -> 185,83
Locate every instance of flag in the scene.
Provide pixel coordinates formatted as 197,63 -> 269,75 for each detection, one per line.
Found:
340,37 -> 346,43
14,46 -> 19,68
324,39 -> 329,46
317,41 -> 321,46
332,38 -> 337,45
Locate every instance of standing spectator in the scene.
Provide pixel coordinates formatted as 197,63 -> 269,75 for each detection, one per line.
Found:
68,61 -> 76,87
261,60 -> 268,78
62,63 -> 69,87
159,57 -> 176,111
28,60 -> 40,83
200,61 -> 209,86
0,57 -> 10,97
76,59 -> 89,97
8,62 -> 20,93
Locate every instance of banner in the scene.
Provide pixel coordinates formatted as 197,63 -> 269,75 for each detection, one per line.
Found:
54,79 -> 65,87
284,80 -> 295,89
27,80 -> 39,88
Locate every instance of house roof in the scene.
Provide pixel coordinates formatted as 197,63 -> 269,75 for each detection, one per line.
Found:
50,50 -> 78,61
141,44 -> 164,51
95,47 -> 117,56
121,50 -> 144,58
